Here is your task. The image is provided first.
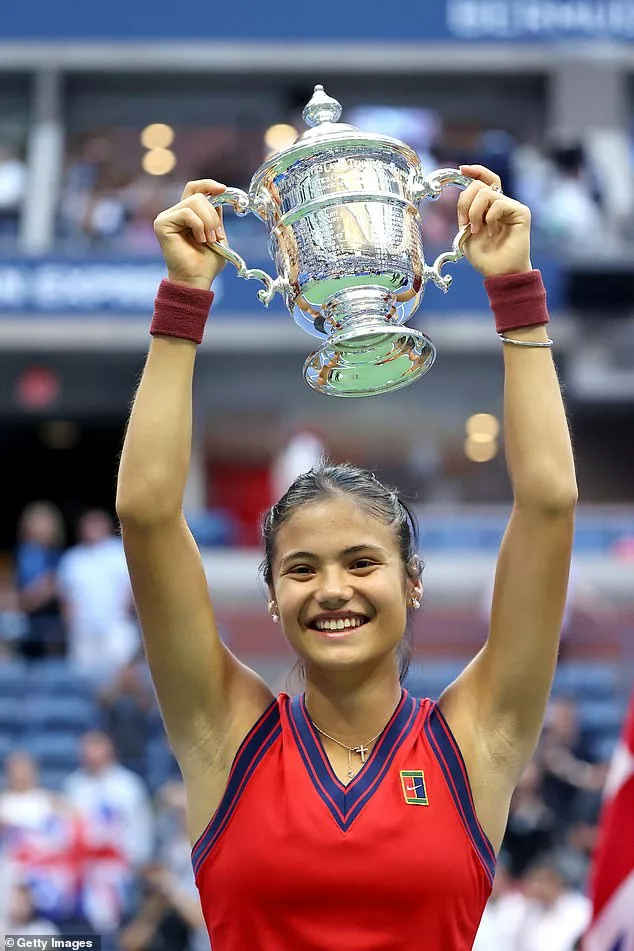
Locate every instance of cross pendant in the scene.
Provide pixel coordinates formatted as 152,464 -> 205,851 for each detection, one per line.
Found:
353,744 -> 369,764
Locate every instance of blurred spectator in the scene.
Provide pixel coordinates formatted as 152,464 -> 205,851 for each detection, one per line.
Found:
0,144 -> 26,241
537,142 -> 606,249
119,174 -> 181,253
502,760 -> 557,879
537,697 -> 607,827
271,426 -> 326,501
1,783 -> 85,925
0,752 -> 58,832
14,501 -> 65,659
0,753 -> 66,921
64,730 -> 154,866
57,509 -> 138,680
153,781 -> 209,951
97,660 -> 155,776
58,135 -> 128,248
472,855 -> 526,950
4,882 -> 59,935
612,533 -> 634,561
519,855 -> 591,951
64,731 -> 154,932
0,586 -> 28,657
555,798 -> 601,893
119,862 -> 205,951
154,782 -> 197,887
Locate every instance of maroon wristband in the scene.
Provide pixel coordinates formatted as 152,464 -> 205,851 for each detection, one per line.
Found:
484,269 -> 549,334
149,279 -> 215,345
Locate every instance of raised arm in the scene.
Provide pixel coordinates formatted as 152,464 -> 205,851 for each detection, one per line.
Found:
116,181 -> 273,787
439,165 -> 577,793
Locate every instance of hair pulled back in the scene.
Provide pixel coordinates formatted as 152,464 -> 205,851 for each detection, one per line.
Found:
260,460 -> 423,683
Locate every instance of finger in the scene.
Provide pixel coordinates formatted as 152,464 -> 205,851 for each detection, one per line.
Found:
156,207 -> 207,244
468,187 -> 504,235
181,179 -> 227,201
457,180 -> 489,227
459,164 -> 502,191
182,194 -> 223,243
485,196 -> 530,236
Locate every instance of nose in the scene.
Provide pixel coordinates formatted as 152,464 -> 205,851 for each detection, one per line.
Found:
315,565 -> 354,607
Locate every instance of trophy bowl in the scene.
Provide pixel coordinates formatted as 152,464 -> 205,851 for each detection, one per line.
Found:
208,84 -> 471,397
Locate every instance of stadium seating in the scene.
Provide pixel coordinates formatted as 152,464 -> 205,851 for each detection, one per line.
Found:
22,696 -> 97,734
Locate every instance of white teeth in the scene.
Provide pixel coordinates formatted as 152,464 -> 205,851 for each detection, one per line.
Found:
314,617 -> 367,631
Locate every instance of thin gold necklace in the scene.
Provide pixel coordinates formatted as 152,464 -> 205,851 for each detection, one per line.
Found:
309,720 -> 386,778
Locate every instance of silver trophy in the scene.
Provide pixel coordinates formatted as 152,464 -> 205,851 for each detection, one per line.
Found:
209,84 -> 471,397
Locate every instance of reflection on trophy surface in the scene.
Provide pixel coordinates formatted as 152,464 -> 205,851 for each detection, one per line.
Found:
208,84 -> 472,397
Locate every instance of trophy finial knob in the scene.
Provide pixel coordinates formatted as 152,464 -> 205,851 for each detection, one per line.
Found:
302,84 -> 343,127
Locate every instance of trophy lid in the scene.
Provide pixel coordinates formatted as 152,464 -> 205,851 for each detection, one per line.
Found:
250,83 -> 420,195
295,84 -> 357,141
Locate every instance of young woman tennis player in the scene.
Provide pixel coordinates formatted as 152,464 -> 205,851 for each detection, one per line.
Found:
116,164 -> 577,950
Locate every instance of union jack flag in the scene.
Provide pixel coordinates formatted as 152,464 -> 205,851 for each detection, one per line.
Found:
5,803 -> 131,931
584,690 -> 634,951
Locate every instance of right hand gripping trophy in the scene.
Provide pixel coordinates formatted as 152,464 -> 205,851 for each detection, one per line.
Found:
209,85 -> 472,397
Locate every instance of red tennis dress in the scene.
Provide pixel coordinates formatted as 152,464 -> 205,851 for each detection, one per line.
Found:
192,689 -> 496,950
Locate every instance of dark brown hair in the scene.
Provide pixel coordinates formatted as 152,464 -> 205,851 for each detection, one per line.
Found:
260,461 -> 423,683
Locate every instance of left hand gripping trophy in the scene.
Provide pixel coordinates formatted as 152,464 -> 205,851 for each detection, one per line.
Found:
209,84 -> 472,397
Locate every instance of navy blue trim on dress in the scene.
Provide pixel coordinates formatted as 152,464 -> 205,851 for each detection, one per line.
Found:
424,703 -> 497,885
288,689 -> 419,832
191,699 -> 281,878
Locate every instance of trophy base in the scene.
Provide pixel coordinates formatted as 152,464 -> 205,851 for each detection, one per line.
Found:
303,325 -> 436,398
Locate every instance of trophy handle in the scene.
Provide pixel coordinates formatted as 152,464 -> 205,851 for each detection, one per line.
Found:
206,188 -> 287,307
414,168 -> 473,294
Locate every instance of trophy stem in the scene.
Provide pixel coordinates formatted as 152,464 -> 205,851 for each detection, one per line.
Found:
322,285 -> 399,344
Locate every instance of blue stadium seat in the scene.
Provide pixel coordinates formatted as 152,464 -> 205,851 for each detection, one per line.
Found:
0,732 -> 14,762
22,732 -> 80,770
578,699 -> 626,735
0,698 -> 27,736
27,662 -> 93,700
23,696 -> 97,733
145,736 -> 180,792
405,660 -> 465,700
0,661 -> 29,697
589,733 -> 619,763
553,662 -> 619,701
39,766 -> 76,791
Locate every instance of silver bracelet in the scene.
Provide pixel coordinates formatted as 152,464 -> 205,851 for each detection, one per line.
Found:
498,333 -> 553,348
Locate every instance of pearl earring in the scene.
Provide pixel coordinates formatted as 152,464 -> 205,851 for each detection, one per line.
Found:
271,612 -> 279,624
411,598 -> 421,610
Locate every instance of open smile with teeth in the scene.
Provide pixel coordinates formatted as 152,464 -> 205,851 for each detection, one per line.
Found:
313,617 -> 369,632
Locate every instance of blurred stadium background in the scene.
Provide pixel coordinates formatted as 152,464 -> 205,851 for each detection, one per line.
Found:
1,1 -> 634,948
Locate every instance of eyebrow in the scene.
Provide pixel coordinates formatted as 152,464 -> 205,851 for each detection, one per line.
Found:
280,544 -> 386,566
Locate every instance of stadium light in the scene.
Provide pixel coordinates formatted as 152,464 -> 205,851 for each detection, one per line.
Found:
141,123 -> 175,150
264,124 -> 299,153
143,148 -> 177,176
464,436 -> 499,463
465,413 -> 500,439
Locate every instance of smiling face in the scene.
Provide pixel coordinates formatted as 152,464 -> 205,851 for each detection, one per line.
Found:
270,494 -> 421,681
